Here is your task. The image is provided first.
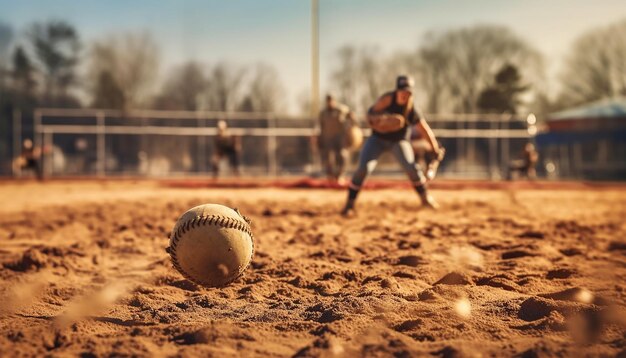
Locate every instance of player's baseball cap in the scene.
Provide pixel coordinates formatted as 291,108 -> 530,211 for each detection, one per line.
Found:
396,75 -> 414,90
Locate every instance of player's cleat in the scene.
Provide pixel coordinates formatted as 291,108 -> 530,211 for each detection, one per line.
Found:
426,168 -> 436,181
341,200 -> 356,217
419,193 -> 439,210
341,207 -> 356,217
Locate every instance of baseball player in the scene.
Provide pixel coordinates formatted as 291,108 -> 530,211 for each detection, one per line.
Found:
341,75 -> 442,215
508,142 -> 538,180
317,94 -> 351,183
13,139 -> 43,180
211,120 -> 241,178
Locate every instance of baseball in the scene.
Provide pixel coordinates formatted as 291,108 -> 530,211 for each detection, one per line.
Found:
168,204 -> 254,287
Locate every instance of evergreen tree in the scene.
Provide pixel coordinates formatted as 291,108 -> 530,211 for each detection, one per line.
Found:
28,20 -> 80,105
477,64 -> 529,113
11,46 -> 36,96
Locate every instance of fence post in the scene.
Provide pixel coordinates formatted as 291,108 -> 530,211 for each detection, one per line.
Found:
43,131 -> 52,177
502,118 -> 509,178
197,112 -> 206,174
267,114 -> 278,177
96,111 -> 106,177
489,117 -> 497,179
467,114 -> 475,177
33,109 -> 43,177
12,109 -> 22,177
559,144 -> 570,178
573,142 -> 583,179
456,116 -> 462,176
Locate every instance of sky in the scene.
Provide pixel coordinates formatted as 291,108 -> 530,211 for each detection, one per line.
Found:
1,0 -> 625,113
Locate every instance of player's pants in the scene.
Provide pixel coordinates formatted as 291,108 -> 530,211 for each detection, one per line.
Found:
211,148 -> 240,177
350,135 -> 426,189
508,160 -> 535,180
320,135 -> 348,179
23,158 -> 43,180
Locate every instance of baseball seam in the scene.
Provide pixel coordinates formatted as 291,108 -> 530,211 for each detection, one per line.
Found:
169,214 -> 255,287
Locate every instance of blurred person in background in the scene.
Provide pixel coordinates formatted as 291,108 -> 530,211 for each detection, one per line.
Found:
317,94 -> 351,184
13,139 -> 43,180
344,111 -> 363,152
508,142 -> 539,180
211,120 -> 242,178
341,75 -> 442,216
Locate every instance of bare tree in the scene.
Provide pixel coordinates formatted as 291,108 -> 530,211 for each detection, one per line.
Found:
297,88 -> 312,117
358,46 -> 388,111
416,25 -> 543,114
238,62 -> 285,112
329,26 -> 543,115
330,45 -> 418,113
88,32 -> 159,109
330,45 -> 359,109
153,61 -> 207,111
204,62 -> 245,112
330,45 -> 394,113
559,19 -> 626,106
91,70 -> 125,110
413,44 -> 451,114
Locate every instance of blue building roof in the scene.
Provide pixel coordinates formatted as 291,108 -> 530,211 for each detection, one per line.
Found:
549,97 -> 626,121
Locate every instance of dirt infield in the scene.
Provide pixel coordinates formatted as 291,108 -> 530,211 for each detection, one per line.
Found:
0,181 -> 625,357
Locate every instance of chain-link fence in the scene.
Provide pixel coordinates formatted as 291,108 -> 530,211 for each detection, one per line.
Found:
13,108 -> 536,179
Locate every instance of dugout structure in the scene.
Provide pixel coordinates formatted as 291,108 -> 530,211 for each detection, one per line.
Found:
22,108 -> 535,179
535,98 -> 626,181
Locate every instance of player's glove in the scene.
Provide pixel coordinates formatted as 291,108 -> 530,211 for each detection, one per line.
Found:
367,113 -> 406,133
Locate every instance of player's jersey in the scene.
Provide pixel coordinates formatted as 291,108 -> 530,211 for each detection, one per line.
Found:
319,105 -> 348,140
371,91 -> 422,142
215,133 -> 238,153
523,148 -> 538,167
22,147 -> 36,160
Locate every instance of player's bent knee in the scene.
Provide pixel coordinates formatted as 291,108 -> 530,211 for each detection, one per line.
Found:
365,160 -> 378,174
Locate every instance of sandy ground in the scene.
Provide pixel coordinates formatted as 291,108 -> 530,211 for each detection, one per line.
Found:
0,180 -> 625,357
